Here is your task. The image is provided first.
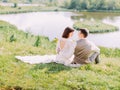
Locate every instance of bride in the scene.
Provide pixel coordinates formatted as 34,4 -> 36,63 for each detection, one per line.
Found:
16,27 -> 80,67
55,27 -> 76,65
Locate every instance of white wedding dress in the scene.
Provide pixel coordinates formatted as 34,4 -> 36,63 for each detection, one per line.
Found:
55,38 -> 76,65
15,38 -> 80,67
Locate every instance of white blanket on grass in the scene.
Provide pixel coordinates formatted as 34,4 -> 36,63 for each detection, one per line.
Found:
15,55 -> 56,64
15,55 -> 81,67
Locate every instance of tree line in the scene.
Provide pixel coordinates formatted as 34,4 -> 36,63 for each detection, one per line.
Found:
1,0 -> 120,11
63,0 -> 120,11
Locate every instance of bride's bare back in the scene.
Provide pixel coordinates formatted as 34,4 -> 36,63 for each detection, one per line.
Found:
60,40 -> 66,50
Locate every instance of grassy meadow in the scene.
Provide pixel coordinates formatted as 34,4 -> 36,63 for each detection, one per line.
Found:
73,21 -> 118,33
0,20 -> 120,90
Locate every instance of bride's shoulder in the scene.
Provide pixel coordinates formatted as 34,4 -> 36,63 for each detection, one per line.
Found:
58,38 -> 76,44
68,38 -> 76,42
67,39 -> 77,45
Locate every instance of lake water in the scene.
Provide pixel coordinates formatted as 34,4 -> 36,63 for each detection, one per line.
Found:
0,12 -> 120,48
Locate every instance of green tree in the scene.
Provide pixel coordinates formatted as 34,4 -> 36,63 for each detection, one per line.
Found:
107,0 -> 116,10
28,0 -> 32,3
81,0 -> 88,9
96,0 -> 105,10
63,0 -> 71,8
69,0 -> 77,9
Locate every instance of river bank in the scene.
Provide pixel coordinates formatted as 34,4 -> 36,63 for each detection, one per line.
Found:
0,5 -> 120,15
0,6 -> 71,14
0,21 -> 120,89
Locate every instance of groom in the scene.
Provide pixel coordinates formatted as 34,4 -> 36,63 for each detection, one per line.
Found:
72,29 -> 100,64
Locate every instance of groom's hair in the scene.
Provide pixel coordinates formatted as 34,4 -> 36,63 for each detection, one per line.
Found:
79,29 -> 89,38
62,27 -> 74,38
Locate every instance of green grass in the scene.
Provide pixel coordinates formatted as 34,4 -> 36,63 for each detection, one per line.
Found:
0,20 -> 120,90
0,6 -> 70,14
73,20 -> 118,33
0,20 -> 56,54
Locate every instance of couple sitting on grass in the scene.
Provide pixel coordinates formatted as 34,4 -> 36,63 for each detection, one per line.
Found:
16,27 -> 100,67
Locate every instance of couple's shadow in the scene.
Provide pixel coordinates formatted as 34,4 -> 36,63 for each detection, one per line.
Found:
32,62 -> 72,73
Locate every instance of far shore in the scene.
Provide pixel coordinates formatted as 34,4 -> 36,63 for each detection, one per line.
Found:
0,4 -> 120,15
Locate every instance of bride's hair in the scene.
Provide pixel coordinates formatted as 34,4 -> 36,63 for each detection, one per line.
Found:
62,27 -> 74,38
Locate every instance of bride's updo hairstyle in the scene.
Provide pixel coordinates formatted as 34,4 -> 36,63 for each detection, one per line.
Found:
62,27 -> 74,38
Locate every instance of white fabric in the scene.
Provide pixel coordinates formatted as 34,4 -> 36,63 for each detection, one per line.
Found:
55,38 -> 76,65
15,55 -> 56,64
15,38 -> 80,67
